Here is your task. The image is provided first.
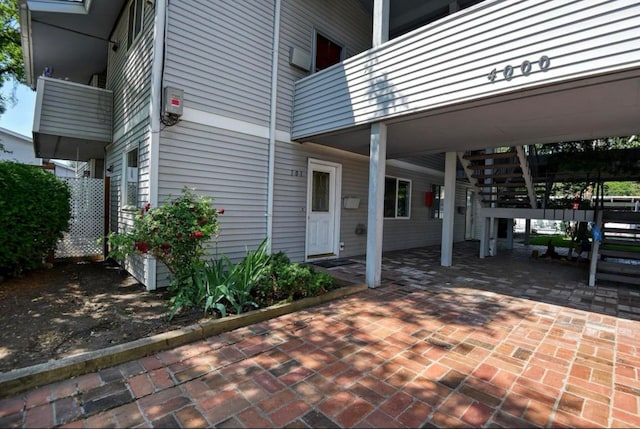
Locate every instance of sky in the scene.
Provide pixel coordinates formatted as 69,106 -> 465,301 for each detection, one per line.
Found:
0,80 -> 36,137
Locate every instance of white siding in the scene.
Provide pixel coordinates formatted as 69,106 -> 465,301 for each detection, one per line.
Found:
158,121 -> 269,264
272,142 -> 454,261
276,0 -> 372,131
107,1 -> 154,136
34,78 -> 112,142
292,0 -> 640,139
163,0 -> 274,126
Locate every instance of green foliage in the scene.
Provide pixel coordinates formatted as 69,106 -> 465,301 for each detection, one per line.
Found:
108,187 -> 222,292
253,251 -> 336,307
0,0 -> 26,114
175,238 -> 271,318
0,162 -> 70,277
604,181 -> 640,196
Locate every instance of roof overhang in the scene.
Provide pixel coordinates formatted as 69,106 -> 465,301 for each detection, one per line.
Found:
19,0 -> 126,88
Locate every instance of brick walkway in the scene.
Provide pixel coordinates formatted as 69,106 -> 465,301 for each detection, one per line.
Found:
1,242 -> 639,428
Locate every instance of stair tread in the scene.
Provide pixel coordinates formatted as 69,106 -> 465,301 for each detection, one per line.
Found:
472,173 -> 523,179
597,260 -> 640,275
463,151 -> 518,161
466,163 -> 522,170
595,272 -> 640,285
602,237 -> 640,246
599,248 -> 640,259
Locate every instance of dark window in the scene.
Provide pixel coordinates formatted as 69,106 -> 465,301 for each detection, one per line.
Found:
431,184 -> 445,219
127,0 -> 144,49
384,177 -> 411,219
315,33 -> 343,72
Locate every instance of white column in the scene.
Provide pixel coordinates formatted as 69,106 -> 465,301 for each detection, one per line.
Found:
373,0 -> 390,47
506,218 -> 514,250
441,151 -> 456,266
366,123 -> 387,288
480,216 -> 490,258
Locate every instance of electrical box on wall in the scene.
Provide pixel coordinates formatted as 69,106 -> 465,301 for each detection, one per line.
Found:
289,46 -> 311,72
163,86 -> 184,116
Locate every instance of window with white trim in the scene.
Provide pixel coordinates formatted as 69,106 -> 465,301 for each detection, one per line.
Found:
127,0 -> 144,49
384,176 -> 411,219
431,184 -> 445,219
124,148 -> 138,207
314,31 -> 344,72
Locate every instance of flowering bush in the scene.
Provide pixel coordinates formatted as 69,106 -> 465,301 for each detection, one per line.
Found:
108,188 -> 222,290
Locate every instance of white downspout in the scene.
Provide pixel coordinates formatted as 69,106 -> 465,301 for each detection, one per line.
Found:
145,0 -> 167,290
266,0 -> 281,253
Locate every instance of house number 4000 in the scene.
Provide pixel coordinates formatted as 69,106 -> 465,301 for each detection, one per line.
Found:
488,55 -> 550,82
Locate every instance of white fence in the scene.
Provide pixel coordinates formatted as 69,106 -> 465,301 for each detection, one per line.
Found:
55,178 -> 104,258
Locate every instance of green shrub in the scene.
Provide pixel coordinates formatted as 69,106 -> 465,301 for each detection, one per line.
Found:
253,252 -> 336,306
0,162 -> 71,277
108,187 -> 222,294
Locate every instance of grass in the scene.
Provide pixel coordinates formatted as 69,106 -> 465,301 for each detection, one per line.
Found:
524,234 -> 640,252
526,234 -> 574,248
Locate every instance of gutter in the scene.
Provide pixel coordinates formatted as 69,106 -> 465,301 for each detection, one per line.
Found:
18,0 -> 35,88
145,0 -> 167,290
266,0 -> 281,253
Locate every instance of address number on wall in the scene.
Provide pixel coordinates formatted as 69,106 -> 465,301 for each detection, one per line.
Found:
488,55 -> 550,83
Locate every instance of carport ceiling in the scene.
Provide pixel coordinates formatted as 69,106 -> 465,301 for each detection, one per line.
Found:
303,69 -> 640,160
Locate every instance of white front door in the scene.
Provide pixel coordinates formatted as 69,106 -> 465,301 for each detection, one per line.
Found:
306,159 -> 341,259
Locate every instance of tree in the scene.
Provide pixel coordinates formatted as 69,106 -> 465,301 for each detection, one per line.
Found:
0,0 -> 25,115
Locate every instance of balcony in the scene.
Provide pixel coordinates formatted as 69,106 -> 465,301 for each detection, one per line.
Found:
33,77 -> 113,161
292,0 -> 640,157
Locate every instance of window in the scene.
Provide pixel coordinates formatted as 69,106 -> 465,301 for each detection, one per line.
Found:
431,184 -> 445,219
314,32 -> 343,72
127,0 -> 144,49
384,177 -> 411,219
124,148 -> 138,207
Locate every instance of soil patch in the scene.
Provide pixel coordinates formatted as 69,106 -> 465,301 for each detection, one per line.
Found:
0,259 -> 208,374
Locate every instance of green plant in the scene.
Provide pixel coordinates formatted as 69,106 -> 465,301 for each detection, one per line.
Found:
0,162 -> 71,277
107,187 -> 222,293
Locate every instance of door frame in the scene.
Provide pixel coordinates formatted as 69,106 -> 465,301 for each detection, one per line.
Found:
305,158 -> 342,261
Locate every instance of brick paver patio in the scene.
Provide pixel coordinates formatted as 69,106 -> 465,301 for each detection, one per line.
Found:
1,241 -> 639,428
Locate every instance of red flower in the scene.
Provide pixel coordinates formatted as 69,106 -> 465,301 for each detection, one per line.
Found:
134,241 -> 149,254
199,218 -> 207,226
144,202 -> 151,212
193,231 -> 203,238
218,208 -> 225,215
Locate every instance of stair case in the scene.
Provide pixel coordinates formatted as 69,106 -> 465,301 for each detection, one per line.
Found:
459,146 -> 537,208
591,210 -> 640,286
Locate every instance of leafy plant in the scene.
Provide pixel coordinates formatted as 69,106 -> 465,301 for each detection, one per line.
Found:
0,162 -> 71,277
107,187 -> 222,294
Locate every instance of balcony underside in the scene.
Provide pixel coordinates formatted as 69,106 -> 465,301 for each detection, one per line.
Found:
299,68 -> 640,160
292,0 -> 640,159
34,133 -> 107,161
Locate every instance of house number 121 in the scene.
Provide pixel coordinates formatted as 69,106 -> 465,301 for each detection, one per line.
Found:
487,55 -> 550,82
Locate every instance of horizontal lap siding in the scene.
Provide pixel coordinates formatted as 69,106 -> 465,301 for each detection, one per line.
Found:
277,0 -> 372,132
164,0 -> 274,125
159,121 -> 269,266
107,2 -> 154,136
293,0 -> 640,138
272,142 -> 450,260
36,79 -> 113,141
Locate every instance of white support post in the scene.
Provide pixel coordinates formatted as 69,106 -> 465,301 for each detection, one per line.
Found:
366,122 -> 387,288
480,216 -> 490,258
372,0 -> 389,47
506,218 -> 514,250
491,217 -> 499,256
441,152 -> 456,266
